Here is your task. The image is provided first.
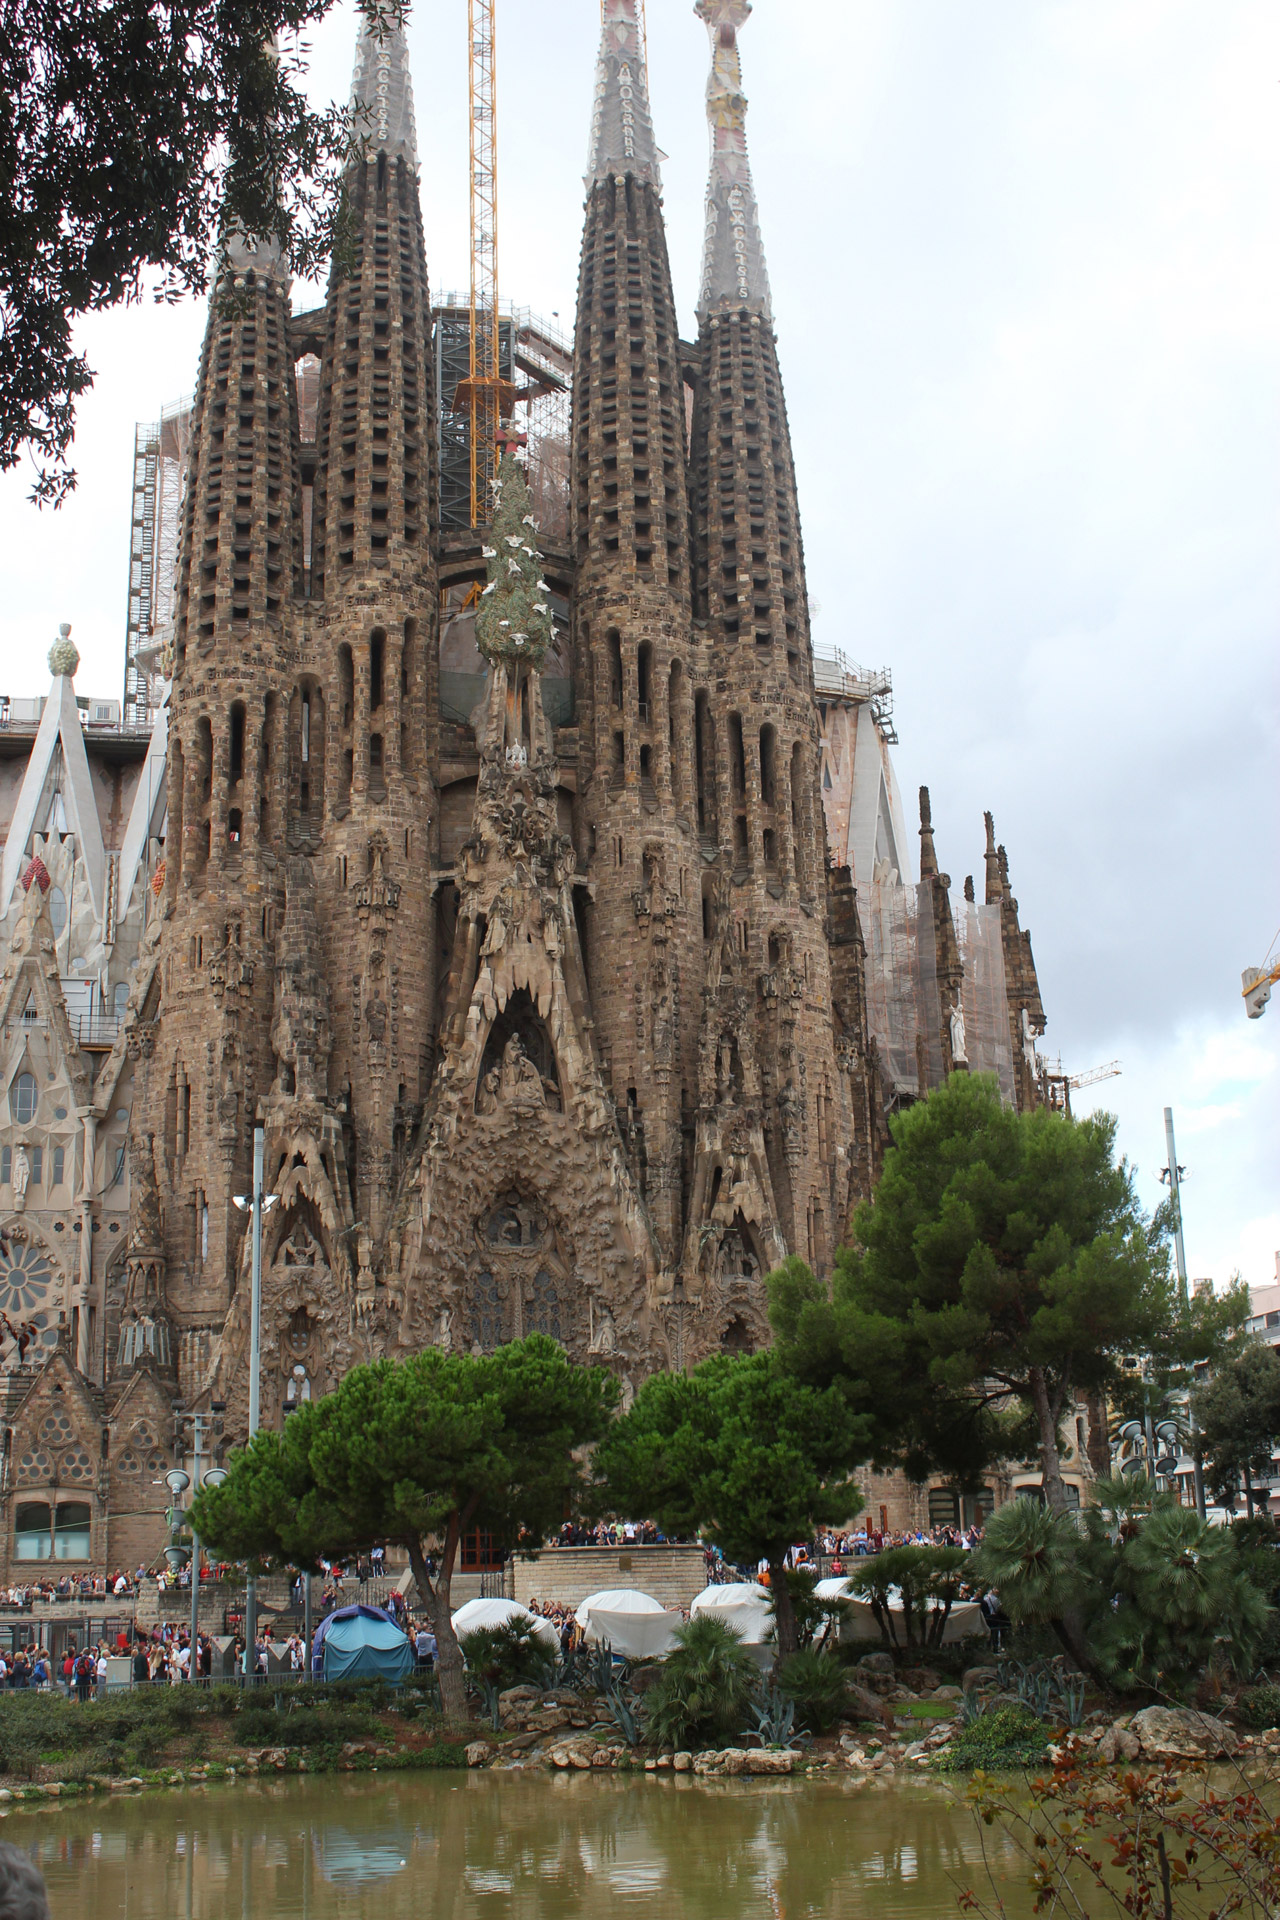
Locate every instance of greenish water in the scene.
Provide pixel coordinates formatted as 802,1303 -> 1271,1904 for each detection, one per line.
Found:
5,1770 -> 1036,1918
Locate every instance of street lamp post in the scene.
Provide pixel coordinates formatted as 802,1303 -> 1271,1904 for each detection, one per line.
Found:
233,1124 -> 276,1683
1162,1106 -> 1207,1522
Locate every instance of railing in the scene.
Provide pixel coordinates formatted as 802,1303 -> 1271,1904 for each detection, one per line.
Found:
71,1011 -> 120,1048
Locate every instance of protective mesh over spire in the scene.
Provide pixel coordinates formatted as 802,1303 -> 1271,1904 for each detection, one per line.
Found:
696,0 -> 771,321
349,4 -> 418,161
588,0 -> 661,189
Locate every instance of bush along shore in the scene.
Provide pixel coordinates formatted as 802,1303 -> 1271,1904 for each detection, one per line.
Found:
0,1634 -> 1271,1803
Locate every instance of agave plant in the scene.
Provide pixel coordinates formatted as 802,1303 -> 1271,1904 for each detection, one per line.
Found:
745,1686 -> 808,1750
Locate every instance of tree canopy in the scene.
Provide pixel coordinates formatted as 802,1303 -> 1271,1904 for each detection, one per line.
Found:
1193,1340 -> 1280,1515
769,1075 -> 1241,1511
189,1334 -> 617,1718
594,1351 -> 867,1656
0,0 -> 394,502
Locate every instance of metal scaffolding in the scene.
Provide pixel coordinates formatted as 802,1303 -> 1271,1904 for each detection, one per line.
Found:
122,398 -> 190,726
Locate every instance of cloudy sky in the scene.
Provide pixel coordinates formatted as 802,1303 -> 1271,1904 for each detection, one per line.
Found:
2,1 -> 1275,1288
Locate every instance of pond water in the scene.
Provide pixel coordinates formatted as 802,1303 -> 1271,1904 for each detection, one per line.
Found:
3,1770 -> 1042,1919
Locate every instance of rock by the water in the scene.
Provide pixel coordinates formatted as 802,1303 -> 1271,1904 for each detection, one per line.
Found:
1130,1707 -> 1238,1760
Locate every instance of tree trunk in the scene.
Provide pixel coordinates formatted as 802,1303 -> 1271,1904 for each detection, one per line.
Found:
1028,1366 -> 1070,1514
406,1527 -> 468,1723
770,1559 -> 799,1658
1084,1389 -> 1112,1480
1244,1464 -> 1255,1519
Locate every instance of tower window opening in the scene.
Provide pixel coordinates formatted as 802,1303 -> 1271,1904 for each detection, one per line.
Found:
370,628 -> 385,710
229,702 -> 245,783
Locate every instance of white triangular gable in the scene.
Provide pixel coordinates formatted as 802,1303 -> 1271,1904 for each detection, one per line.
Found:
1,675 -> 106,920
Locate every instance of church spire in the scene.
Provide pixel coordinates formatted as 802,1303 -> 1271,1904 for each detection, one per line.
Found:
918,786 -> 938,879
588,0 -> 661,189
349,4 -> 418,162
696,0 -> 771,321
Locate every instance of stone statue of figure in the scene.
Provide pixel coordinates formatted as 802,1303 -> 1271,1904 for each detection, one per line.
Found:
1020,1006 -> 1037,1071
476,1066 -> 501,1115
435,1307 -> 453,1352
589,1298 -> 616,1356
10,1145 -> 30,1210
286,1363 -> 311,1405
501,1033 -> 545,1108
948,997 -> 967,1065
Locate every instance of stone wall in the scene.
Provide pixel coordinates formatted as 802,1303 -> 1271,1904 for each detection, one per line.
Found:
512,1545 -> 708,1612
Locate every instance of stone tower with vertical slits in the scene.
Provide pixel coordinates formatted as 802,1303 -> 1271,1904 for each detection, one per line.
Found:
158,209 -> 304,1338
680,0 -> 855,1308
570,0 -> 705,1293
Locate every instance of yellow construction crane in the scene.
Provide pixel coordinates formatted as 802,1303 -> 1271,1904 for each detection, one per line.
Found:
1243,929 -> 1280,1020
456,0 -> 515,526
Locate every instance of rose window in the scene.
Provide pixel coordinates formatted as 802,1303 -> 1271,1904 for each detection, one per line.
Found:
0,1244 -> 59,1352
40,1411 -> 74,1446
117,1451 -> 140,1475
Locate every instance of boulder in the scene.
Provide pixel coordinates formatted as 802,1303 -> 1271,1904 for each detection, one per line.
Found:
672,1751 -> 692,1772
628,1664 -> 666,1695
847,1682 -> 895,1726
1096,1724 -> 1141,1763
722,1750 -> 749,1776
465,1742 -> 492,1768
858,1652 -> 895,1675
962,1666 -> 999,1693
900,1668 -> 943,1694
1130,1707 -> 1238,1761
933,1685 -> 963,1703
744,1749 -> 795,1775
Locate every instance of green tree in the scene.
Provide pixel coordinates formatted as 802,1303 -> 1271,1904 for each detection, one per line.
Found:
189,1334 -> 617,1719
1192,1340 -> 1280,1515
770,1075 -> 1240,1513
595,1352 -> 867,1657
972,1481 -> 1272,1694
1,0 -> 402,502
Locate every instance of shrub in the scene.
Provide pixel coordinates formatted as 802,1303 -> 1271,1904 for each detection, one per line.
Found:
458,1621 -> 554,1692
775,1649 -> 849,1734
1235,1684 -> 1280,1729
935,1704 -> 1049,1772
643,1616 -> 760,1751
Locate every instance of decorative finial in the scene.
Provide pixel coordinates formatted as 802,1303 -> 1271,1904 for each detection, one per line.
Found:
350,2 -> 418,162
48,624 -> 79,678
918,785 -> 938,879
695,0 -> 772,321
588,0 -> 661,189
983,811 -> 1001,905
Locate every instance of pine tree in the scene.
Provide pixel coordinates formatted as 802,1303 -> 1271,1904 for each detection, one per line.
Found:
475,452 -> 553,672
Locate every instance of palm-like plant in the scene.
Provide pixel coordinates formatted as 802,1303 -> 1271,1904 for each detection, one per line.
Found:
1088,1504 -> 1272,1694
970,1499 -> 1087,1623
642,1615 -> 760,1751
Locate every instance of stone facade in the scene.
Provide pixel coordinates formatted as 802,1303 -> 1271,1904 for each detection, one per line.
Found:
0,0 -> 1051,1575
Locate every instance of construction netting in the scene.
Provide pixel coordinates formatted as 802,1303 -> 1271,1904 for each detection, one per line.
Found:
861,881 -> 1015,1106
955,900 -> 1017,1105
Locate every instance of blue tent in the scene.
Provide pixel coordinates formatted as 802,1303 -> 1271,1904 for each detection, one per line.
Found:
312,1604 -> 413,1684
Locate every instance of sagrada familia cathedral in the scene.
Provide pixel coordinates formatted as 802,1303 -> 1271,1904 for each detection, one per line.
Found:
0,0 -> 1051,1571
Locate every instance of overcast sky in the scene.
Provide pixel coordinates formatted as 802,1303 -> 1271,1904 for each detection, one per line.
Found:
1,1 -> 1275,1289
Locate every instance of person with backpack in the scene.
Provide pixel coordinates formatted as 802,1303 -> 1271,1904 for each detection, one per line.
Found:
73,1648 -> 94,1703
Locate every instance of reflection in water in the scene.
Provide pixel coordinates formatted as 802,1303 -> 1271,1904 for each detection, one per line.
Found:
7,1771 -> 1037,1918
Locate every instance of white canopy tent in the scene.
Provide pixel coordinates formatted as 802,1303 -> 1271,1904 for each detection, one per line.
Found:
574,1588 -> 682,1659
450,1597 -> 559,1654
689,1582 -> 773,1652
814,1576 -> 985,1647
